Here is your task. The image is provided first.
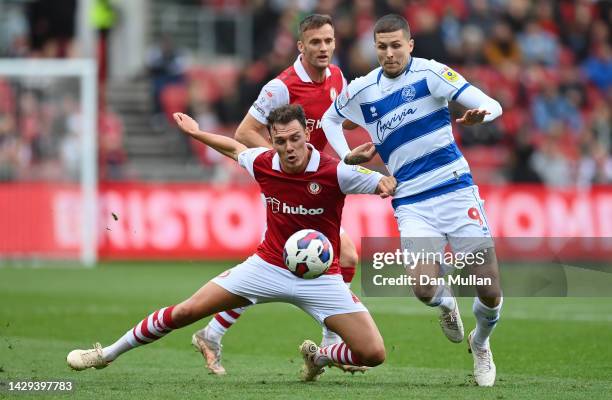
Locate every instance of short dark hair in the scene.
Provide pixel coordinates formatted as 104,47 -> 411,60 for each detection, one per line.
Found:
373,14 -> 411,39
299,14 -> 333,39
267,104 -> 307,133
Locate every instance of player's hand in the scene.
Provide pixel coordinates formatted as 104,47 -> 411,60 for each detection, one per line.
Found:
377,176 -> 396,199
173,112 -> 200,136
344,142 -> 377,165
455,109 -> 490,126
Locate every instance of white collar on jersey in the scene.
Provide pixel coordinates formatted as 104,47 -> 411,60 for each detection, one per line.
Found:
272,143 -> 320,172
293,55 -> 331,83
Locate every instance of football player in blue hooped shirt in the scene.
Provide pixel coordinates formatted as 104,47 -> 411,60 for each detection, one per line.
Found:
322,14 -> 503,387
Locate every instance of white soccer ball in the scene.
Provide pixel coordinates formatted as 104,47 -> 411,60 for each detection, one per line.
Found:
283,229 -> 333,279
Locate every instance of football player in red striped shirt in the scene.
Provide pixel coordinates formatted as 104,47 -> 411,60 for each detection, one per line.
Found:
66,106 -> 395,382
193,14 -> 363,374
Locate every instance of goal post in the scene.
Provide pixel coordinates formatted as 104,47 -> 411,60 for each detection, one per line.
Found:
0,59 -> 98,267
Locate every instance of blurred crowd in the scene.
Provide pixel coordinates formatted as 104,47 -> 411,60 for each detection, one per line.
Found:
0,81 -> 125,181
177,0 -> 611,187
1,0 -> 611,187
0,0 -> 125,181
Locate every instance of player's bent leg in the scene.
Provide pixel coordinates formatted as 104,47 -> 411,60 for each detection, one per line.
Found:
299,311 -> 384,382
321,311 -> 385,367
408,262 -> 464,343
469,247 -> 502,347
466,247 -> 503,386
395,206 -> 462,340
173,282 -> 252,326
67,282 -> 251,371
408,261 -> 441,302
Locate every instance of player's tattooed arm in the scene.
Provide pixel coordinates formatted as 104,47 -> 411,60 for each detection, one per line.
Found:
343,142 -> 378,165
342,120 -> 359,130
375,176 -> 397,199
173,112 -> 247,161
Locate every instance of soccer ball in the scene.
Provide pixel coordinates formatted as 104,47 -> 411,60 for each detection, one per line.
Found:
283,229 -> 333,279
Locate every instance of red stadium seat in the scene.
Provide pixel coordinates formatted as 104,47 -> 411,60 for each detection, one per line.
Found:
0,78 -> 15,114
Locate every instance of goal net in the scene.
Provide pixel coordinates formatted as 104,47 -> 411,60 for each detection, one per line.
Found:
0,59 -> 98,266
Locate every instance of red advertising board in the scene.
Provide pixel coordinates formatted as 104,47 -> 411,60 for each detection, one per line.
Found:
0,182 -> 611,260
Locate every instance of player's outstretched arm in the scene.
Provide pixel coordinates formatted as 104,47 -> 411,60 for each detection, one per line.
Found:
322,107 -> 352,161
375,176 -> 397,199
337,162 -> 395,199
173,112 -> 247,161
234,113 -> 273,149
454,86 -> 503,126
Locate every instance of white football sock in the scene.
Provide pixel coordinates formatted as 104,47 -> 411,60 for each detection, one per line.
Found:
102,330 -> 135,362
321,327 -> 342,347
314,342 -> 361,367
472,296 -> 503,348
426,284 -> 455,312
206,307 -> 248,340
103,305 -> 177,362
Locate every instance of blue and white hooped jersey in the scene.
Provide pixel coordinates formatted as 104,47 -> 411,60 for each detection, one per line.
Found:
332,57 -> 474,208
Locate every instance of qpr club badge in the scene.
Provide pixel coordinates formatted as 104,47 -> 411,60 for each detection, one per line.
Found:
308,182 -> 321,195
401,85 -> 416,102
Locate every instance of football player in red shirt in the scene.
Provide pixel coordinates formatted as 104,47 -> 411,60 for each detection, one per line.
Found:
193,14 -> 363,374
66,105 -> 395,382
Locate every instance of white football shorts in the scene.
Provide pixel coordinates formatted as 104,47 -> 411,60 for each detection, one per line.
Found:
394,185 -> 494,256
212,254 -> 367,325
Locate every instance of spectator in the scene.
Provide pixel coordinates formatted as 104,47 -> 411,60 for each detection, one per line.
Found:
530,131 -> 574,187
578,142 -> 612,187
502,0 -> 530,33
98,109 -> 126,180
456,25 -> 486,65
518,20 -> 560,66
582,43 -> 612,92
507,130 -> 541,183
531,80 -> 583,134
0,112 -> 19,180
483,21 -> 522,67
465,0 -> 495,36
147,34 -> 188,116
559,0 -> 596,62
27,0 -> 76,58
410,8 -> 448,62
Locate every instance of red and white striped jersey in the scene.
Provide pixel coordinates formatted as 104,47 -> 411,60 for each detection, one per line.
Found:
238,146 -> 382,274
248,56 -> 346,151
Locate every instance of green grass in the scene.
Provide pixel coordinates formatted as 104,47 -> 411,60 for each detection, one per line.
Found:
1,262 -> 611,399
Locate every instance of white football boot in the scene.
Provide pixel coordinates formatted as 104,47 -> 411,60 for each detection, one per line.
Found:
67,343 -> 109,371
439,297 -> 464,343
192,328 -> 226,375
299,340 -> 325,381
467,330 -> 496,387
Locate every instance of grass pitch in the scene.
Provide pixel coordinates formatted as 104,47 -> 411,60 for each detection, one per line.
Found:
1,262 -> 611,399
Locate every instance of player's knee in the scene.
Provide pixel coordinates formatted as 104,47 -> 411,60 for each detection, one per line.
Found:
413,286 -> 436,303
172,301 -> 202,327
354,345 -> 386,367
